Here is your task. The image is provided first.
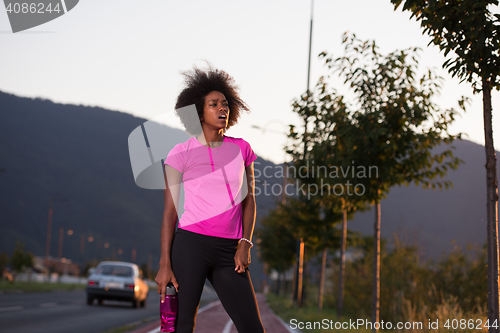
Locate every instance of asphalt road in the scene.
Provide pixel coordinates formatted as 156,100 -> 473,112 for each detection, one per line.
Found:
0,289 -> 160,333
0,285 -> 220,333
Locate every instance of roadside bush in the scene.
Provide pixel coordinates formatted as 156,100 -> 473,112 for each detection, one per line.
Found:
327,236 -> 486,325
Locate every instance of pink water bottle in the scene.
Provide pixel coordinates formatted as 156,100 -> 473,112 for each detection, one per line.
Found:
160,284 -> 177,332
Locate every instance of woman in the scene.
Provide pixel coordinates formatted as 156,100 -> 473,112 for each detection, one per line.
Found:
155,66 -> 265,333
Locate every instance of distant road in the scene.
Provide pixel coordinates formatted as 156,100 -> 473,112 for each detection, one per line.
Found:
0,290 -> 159,333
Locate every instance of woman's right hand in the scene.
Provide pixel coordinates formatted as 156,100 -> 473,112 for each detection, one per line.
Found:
155,264 -> 179,303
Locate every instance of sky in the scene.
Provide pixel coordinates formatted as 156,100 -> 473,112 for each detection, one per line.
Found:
1,0 -> 499,164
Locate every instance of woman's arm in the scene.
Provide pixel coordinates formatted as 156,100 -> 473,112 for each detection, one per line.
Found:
155,165 -> 182,301
234,162 -> 256,273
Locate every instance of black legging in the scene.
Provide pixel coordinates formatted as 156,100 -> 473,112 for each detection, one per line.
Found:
171,228 -> 265,333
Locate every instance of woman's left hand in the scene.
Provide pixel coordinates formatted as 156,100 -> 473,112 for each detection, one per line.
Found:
234,241 -> 251,273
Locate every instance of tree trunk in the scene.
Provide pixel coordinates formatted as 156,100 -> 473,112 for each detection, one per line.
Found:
338,202 -> 348,319
297,238 -> 305,306
483,78 -> 500,333
318,247 -> 327,313
303,260 -> 309,305
372,195 -> 381,333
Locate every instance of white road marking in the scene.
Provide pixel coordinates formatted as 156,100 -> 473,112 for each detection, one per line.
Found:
0,306 -> 23,312
222,319 -> 234,333
39,302 -> 57,307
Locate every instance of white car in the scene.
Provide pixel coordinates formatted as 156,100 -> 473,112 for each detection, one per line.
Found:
86,261 -> 149,308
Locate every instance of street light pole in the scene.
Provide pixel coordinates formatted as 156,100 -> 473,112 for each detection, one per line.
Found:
303,0 -> 314,158
307,0 -> 314,93
296,0 -> 314,307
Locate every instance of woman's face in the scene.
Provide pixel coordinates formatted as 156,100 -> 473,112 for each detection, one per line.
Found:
202,91 -> 229,131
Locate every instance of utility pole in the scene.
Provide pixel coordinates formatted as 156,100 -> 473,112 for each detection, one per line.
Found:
45,198 -> 54,260
131,246 -> 137,262
58,227 -> 64,258
45,195 -> 68,261
80,234 -> 85,261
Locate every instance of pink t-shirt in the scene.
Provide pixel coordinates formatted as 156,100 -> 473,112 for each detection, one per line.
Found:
164,135 -> 257,239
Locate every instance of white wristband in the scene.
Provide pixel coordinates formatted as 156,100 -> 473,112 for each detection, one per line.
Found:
238,238 -> 253,248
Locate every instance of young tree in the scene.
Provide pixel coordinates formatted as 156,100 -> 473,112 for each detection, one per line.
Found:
288,77 -> 367,315
259,202 -> 298,287
10,241 -> 34,275
319,33 -> 464,331
259,186 -> 351,304
390,1 -> 500,330
259,197 -> 323,297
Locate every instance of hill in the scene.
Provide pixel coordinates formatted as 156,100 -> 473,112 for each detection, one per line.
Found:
0,90 -> 284,289
0,89 -> 496,285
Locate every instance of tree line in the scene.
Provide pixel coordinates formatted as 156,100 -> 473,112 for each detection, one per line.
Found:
259,1 -> 500,332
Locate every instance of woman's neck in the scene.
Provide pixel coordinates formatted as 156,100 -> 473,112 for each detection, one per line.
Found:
197,129 -> 224,148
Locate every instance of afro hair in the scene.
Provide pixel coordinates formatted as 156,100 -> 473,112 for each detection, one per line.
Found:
174,65 -> 250,135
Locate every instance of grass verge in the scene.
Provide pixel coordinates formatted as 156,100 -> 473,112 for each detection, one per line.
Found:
265,293 -> 373,333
